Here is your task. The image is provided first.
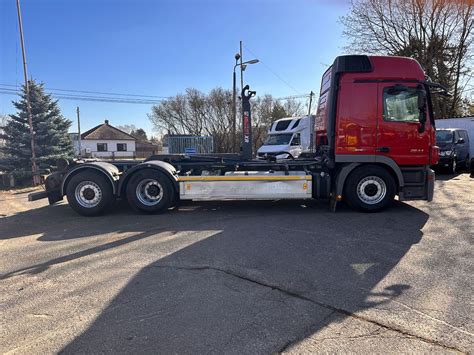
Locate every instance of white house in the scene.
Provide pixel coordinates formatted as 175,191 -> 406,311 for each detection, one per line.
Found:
73,120 -> 136,158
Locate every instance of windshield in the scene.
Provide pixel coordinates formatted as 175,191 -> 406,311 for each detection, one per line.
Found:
264,133 -> 293,145
436,131 -> 453,143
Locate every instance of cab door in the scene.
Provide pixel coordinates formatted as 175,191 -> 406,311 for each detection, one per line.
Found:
377,83 -> 430,166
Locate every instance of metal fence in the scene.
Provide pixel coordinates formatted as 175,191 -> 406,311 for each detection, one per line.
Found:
166,136 -> 214,154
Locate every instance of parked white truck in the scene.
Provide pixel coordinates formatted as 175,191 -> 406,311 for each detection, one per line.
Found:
257,115 -> 315,159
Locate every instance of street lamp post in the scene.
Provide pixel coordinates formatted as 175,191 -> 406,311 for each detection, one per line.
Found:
232,54 -> 240,153
232,56 -> 259,153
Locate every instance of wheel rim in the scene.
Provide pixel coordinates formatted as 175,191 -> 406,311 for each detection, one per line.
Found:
136,179 -> 163,206
356,176 -> 387,205
75,181 -> 102,208
452,159 -> 457,173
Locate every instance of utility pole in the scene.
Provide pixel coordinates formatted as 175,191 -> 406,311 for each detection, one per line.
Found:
308,91 -> 315,153
308,91 -> 314,115
232,67 -> 236,152
239,41 -> 244,96
16,0 -> 40,185
76,107 -> 82,158
239,41 -> 244,155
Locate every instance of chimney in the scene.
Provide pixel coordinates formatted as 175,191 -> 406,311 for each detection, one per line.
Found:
104,119 -> 109,125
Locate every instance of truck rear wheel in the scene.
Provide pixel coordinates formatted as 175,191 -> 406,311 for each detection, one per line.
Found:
126,170 -> 174,213
66,171 -> 114,216
344,166 -> 396,212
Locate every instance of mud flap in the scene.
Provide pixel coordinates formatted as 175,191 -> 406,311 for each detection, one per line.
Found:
329,188 -> 338,212
427,168 -> 435,202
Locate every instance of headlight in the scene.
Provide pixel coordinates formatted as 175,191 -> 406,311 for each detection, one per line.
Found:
275,153 -> 290,159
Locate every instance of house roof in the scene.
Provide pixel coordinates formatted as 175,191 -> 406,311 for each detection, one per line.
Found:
81,120 -> 136,140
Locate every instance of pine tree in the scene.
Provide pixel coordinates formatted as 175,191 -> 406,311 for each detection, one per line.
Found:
0,80 -> 74,179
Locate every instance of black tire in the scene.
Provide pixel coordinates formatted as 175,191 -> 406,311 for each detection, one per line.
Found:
66,171 -> 114,216
448,158 -> 457,174
126,170 -> 175,213
464,155 -> 470,170
344,165 -> 396,212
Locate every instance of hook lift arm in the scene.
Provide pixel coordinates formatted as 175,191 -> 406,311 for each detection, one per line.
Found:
241,85 -> 257,161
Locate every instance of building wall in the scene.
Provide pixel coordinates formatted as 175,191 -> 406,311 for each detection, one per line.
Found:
80,139 -> 136,158
435,117 -> 474,156
69,133 -> 80,156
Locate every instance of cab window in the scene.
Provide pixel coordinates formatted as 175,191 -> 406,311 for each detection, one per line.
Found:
454,131 -> 460,142
383,87 -> 419,122
291,133 -> 301,146
436,130 -> 453,143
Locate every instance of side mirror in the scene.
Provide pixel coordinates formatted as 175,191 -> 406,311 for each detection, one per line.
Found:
417,88 -> 427,111
457,138 -> 465,144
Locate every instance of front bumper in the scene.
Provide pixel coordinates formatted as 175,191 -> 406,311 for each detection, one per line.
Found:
434,156 -> 453,167
256,152 -> 291,160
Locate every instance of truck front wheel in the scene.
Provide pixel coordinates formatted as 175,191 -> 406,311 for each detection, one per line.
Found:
66,171 -> 114,216
126,170 -> 174,213
344,166 -> 396,212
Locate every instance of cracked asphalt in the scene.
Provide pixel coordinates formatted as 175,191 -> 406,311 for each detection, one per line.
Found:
0,173 -> 473,354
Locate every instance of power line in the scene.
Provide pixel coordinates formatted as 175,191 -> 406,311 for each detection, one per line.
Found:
0,83 -> 170,99
275,94 -> 310,100
243,44 -> 302,95
0,88 -> 165,104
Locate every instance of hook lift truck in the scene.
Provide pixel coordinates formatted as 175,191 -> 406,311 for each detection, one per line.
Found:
29,55 -> 443,216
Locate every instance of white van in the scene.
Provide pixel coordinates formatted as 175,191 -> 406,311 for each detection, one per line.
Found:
257,116 -> 314,159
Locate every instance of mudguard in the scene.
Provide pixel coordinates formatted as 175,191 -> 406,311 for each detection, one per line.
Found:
61,162 -> 120,196
117,160 -> 178,196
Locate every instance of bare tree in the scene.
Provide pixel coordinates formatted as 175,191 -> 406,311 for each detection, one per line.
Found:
116,124 -> 137,134
341,0 -> 474,117
148,88 -> 304,153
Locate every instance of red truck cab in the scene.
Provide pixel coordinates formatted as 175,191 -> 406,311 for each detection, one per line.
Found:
316,55 -> 438,208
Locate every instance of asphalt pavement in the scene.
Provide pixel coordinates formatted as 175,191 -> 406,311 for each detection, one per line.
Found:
0,173 -> 472,354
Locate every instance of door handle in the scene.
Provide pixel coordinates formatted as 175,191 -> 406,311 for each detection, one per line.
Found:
377,147 -> 390,153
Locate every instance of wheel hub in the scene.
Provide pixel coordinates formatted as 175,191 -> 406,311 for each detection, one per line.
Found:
75,181 -> 102,208
357,176 -> 387,205
146,184 -> 160,197
364,184 -> 378,197
82,187 -> 96,200
136,179 -> 164,206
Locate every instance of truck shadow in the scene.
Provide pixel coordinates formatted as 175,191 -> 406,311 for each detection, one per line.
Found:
1,200 -> 424,354
0,198 -> 428,352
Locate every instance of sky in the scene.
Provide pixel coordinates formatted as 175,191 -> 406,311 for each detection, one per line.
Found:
0,0 -> 351,136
